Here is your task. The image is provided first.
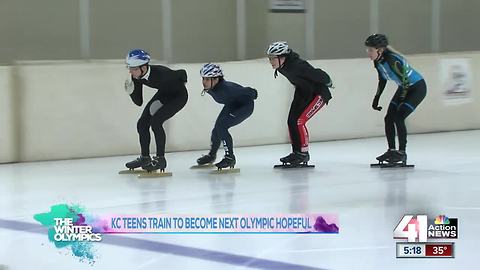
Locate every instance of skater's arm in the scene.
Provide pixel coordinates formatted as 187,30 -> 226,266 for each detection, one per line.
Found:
375,67 -> 387,97
223,82 -> 258,102
297,60 -> 332,87
293,77 -> 316,96
157,66 -> 187,83
152,68 -> 188,95
245,87 -> 258,100
130,78 -> 144,106
295,75 -> 332,102
291,60 -> 333,102
372,67 -> 387,111
376,79 -> 387,97
236,86 -> 257,100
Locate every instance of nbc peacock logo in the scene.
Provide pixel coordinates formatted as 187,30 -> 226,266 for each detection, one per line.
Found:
428,215 -> 458,239
434,215 -> 450,225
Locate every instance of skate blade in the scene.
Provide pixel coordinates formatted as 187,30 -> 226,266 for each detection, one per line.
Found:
370,162 -> 387,168
211,168 -> 240,174
119,169 -> 147,174
274,163 -> 315,169
380,163 -> 414,168
190,164 -> 215,169
138,171 -> 172,178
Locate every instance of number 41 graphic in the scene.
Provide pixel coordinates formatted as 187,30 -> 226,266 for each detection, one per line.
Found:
394,215 -> 428,242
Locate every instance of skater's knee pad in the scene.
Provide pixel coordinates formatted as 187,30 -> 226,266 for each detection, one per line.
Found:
149,100 -> 163,116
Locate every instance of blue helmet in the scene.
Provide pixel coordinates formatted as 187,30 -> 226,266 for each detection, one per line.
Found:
126,49 -> 151,67
200,63 -> 223,78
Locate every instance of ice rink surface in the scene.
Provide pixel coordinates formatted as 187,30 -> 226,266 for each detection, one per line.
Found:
0,130 -> 478,270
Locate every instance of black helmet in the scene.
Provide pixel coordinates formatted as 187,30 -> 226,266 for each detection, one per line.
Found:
365,34 -> 389,48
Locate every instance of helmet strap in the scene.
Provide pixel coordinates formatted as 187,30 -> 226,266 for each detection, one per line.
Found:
375,48 -> 384,61
201,77 -> 217,95
274,56 -> 285,78
140,65 -> 149,77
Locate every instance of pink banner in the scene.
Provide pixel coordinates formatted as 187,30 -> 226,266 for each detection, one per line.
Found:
93,214 -> 339,234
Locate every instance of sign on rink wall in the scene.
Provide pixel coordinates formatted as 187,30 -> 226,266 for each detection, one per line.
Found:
440,58 -> 473,105
270,0 -> 305,12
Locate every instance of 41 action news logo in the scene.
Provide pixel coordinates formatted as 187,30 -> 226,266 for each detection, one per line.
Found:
394,215 -> 458,242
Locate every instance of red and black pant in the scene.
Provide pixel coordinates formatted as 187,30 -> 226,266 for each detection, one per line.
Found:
287,93 -> 325,153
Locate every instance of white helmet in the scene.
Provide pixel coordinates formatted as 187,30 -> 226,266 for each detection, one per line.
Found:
267,41 -> 290,56
200,63 -> 223,78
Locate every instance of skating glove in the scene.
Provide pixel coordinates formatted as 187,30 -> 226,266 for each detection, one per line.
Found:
372,95 -> 382,111
124,78 -> 134,95
252,88 -> 258,100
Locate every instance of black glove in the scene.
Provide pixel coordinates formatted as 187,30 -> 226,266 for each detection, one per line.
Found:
251,88 -> 258,100
322,95 -> 331,105
372,95 -> 382,111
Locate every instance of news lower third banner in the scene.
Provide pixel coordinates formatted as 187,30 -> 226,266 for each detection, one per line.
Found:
33,204 -> 339,264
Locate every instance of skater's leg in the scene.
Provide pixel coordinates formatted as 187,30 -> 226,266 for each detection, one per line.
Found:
209,129 -> 221,156
137,100 -> 154,156
394,80 -> 427,151
393,107 -> 411,152
297,95 -> 325,152
384,101 -> 398,150
150,90 -> 188,157
287,95 -> 308,153
214,101 -> 254,156
210,106 -> 230,156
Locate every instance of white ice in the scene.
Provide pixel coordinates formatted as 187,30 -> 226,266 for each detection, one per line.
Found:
0,130 -> 479,270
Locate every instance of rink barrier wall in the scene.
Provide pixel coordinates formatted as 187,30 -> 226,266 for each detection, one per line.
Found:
1,52 -> 479,162
0,66 -> 15,163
